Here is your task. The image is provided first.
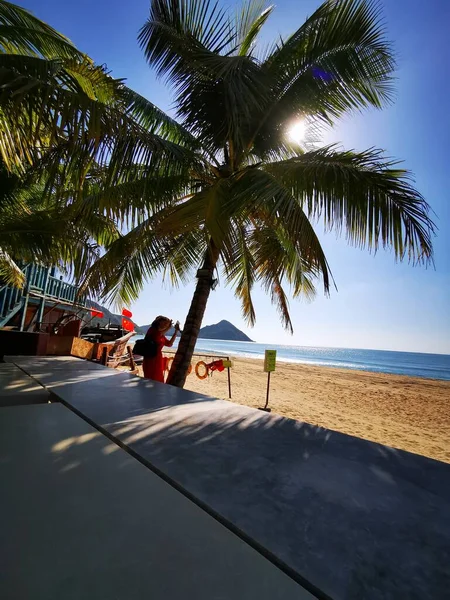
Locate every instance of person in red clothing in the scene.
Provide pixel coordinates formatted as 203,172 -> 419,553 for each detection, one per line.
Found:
142,316 -> 180,383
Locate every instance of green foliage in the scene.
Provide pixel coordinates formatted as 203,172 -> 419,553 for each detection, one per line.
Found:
90,0 -> 434,331
0,0 -> 196,286
0,159 -> 119,287
0,0 -> 435,335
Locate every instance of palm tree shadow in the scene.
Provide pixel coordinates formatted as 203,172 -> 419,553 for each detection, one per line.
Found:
9,358 -> 449,600
101,401 -> 450,600
47,391 -> 450,600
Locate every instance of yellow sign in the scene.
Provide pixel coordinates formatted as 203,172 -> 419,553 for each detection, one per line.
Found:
264,350 -> 277,372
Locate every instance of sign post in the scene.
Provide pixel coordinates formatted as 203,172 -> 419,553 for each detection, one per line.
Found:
260,350 -> 277,412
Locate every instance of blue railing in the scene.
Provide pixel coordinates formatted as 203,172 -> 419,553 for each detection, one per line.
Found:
0,263 -> 85,327
28,265 -> 82,304
0,264 -> 31,324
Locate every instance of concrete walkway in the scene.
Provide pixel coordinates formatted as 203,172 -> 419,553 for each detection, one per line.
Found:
8,356 -> 450,600
0,403 -> 312,600
0,362 -> 49,407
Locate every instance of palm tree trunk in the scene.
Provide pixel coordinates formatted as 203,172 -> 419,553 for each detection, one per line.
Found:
167,241 -> 219,388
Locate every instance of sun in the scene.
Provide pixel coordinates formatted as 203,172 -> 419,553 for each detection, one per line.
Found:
287,120 -> 306,145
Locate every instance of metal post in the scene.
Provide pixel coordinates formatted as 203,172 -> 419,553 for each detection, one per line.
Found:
264,371 -> 271,410
0,286 -> 9,317
19,265 -> 34,331
36,267 -> 50,329
127,346 -> 136,372
19,293 -> 29,331
101,346 -> 108,366
11,286 -> 19,307
35,265 -> 43,290
226,356 -> 232,399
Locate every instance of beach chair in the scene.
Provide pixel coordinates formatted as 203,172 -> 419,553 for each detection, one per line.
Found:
96,332 -> 136,372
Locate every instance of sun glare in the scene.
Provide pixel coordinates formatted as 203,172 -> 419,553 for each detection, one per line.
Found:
287,120 -> 306,145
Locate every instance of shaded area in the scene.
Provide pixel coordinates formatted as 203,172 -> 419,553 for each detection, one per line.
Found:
9,356 -> 450,600
0,363 -> 49,406
0,403 -> 310,600
180,356 -> 450,463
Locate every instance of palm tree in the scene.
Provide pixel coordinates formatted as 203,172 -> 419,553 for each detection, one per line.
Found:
0,157 -> 122,287
0,0 -> 197,284
0,1 -> 120,283
86,0 -> 434,389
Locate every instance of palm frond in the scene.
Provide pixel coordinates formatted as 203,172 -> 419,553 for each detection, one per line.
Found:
0,154 -> 120,287
0,53 -> 120,170
227,166 -> 333,293
222,223 -> 256,325
235,1 -> 273,56
251,0 -> 395,156
250,226 -> 294,332
248,223 -> 320,332
0,17 -> 197,178
139,0 -> 235,80
120,86 -> 201,149
0,0 -> 83,59
157,179 -> 232,250
11,88 -> 201,193
77,171 -> 191,226
162,228 -> 208,287
265,146 -> 435,264
80,220 -> 166,306
82,215 -> 205,306
139,0 -> 270,153
175,52 -> 269,153
0,207 -> 101,277
0,247 -> 24,286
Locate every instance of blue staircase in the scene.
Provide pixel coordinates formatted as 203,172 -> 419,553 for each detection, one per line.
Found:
0,264 -> 29,327
0,264 -> 85,329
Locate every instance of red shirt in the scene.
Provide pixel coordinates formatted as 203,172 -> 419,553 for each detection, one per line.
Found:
142,327 -> 169,383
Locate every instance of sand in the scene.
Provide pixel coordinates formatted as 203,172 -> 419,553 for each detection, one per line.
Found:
134,354 -> 450,464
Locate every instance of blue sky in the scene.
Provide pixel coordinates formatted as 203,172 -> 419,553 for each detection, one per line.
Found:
23,0 -> 450,353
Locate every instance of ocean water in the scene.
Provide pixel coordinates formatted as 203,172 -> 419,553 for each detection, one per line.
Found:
144,337 -> 450,381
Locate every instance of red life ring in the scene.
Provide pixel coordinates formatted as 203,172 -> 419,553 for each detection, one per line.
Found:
195,361 -> 208,380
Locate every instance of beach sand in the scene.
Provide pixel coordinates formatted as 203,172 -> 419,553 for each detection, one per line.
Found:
132,355 -> 450,464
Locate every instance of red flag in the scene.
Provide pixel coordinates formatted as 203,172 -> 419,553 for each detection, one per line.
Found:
122,317 -> 134,332
91,309 -> 104,318
122,308 -> 132,318
208,360 -> 225,372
